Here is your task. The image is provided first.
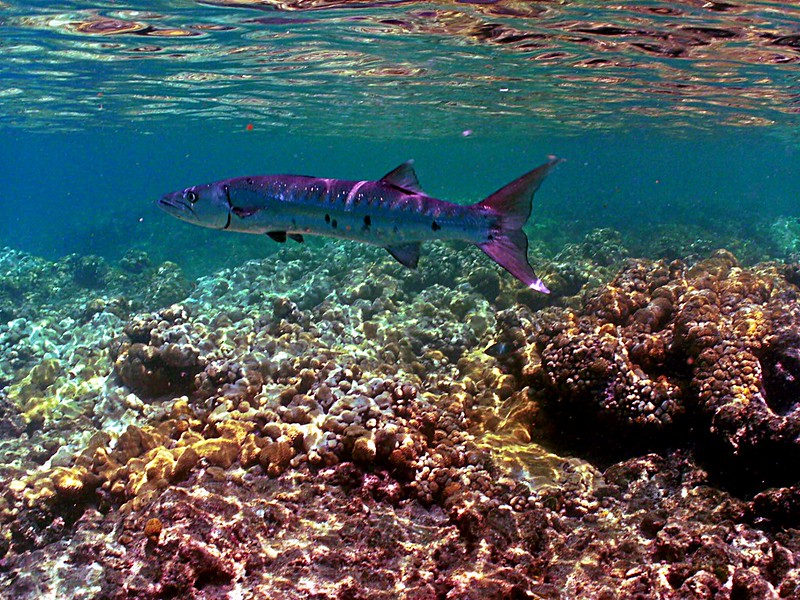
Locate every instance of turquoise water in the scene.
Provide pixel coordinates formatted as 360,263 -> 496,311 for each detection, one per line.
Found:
4,117 -> 800,278
2,1 -> 800,276
3,4 -> 800,597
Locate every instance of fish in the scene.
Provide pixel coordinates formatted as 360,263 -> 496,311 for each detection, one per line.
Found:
484,340 -> 520,359
157,157 -> 562,293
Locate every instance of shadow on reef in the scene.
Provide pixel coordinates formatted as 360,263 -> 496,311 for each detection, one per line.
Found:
496,249 -> 800,496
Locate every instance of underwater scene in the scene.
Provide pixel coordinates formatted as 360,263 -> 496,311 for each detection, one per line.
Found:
2,1 -> 800,598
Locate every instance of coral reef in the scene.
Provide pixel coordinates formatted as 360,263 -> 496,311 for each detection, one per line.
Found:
511,228 -> 631,310
628,223 -> 769,267
118,249 -> 152,274
147,261 -> 195,308
511,250 -> 800,487
0,240 -> 798,599
0,246 -> 196,478
67,254 -> 109,289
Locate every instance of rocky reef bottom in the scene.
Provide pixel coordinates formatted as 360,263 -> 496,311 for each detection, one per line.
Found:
0,230 -> 798,599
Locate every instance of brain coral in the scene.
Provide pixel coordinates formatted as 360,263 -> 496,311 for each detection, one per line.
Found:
522,250 -> 800,484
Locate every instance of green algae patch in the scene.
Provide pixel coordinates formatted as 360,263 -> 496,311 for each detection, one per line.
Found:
13,358 -> 62,397
8,358 -> 63,424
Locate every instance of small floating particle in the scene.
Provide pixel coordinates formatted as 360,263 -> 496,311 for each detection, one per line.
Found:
246,123 -> 254,131
461,129 -> 473,137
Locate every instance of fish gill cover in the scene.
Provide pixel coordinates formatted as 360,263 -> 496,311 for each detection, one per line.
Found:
0,1 -> 800,599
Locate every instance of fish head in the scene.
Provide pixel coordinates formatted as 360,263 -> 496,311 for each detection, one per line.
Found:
158,182 -> 232,230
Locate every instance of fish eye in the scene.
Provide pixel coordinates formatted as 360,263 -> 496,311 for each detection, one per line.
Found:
185,190 -> 198,203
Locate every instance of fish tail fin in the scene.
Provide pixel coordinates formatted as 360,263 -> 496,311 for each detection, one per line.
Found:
473,157 -> 563,293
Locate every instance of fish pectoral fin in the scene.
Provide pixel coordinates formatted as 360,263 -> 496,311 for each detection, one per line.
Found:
380,160 -> 424,194
385,242 -> 421,269
267,231 -> 287,243
288,234 -> 304,243
232,206 -> 262,218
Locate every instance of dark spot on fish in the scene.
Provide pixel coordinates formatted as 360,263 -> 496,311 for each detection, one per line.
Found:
431,221 -> 441,231
325,213 -> 331,224
488,234 -> 494,240
232,206 -> 260,218
363,215 -> 371,230
332,219 -> 338,229
246,177 -> 254,185
222,185 -> 232,230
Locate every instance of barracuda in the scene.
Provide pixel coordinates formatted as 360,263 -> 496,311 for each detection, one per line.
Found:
158,157 -> 562,293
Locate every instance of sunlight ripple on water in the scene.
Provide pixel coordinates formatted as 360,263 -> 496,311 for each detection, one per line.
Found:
1,0 -> 799,135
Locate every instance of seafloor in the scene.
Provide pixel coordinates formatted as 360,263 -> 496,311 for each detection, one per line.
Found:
0,223 -> 799,599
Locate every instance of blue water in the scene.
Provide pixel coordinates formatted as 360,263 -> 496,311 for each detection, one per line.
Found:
1,1 -> 800,275
3,127 -> 799,276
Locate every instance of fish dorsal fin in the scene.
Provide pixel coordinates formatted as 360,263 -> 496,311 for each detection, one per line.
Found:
267,231 -> 287,243
380,160 -> 423,194
385,242 -> 421,269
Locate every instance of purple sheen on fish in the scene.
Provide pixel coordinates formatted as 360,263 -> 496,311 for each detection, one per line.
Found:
157,158 -> 562,293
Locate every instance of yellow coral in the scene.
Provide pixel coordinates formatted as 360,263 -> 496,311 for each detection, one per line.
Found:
192,438 -> 241,469
259,440 -> 294,477
144,447 -> 176,483
352,436 -> 377,464
217,420 -> 254,445
177,429 -> 204,447
171,446 -> 199,482
50,467 -> 87,499
240,434 -> 263,468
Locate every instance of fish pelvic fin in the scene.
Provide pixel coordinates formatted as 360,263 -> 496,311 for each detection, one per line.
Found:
385,242 -> 421,268
474,157 -> 563,294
